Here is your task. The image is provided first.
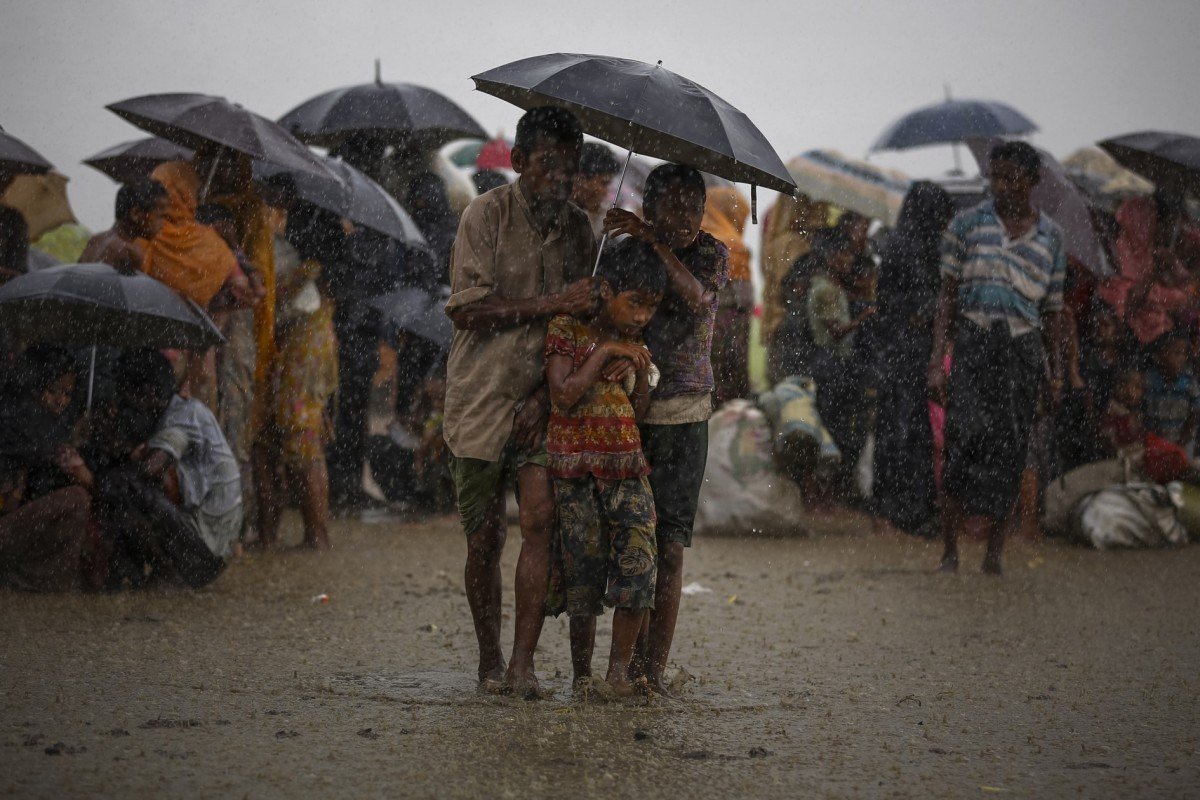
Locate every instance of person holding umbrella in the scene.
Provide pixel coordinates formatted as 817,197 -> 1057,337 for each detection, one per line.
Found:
443,106 -> 596,693
928,142 -> 1067,575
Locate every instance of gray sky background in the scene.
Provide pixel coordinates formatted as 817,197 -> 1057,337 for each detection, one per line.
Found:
3,0 -> 1199,230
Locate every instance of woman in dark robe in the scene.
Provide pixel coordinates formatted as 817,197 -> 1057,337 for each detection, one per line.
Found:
871,182 -> 955,535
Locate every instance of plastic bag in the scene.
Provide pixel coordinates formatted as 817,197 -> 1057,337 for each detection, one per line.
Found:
694,400 -> 806,536
1071,482 -> 1187,549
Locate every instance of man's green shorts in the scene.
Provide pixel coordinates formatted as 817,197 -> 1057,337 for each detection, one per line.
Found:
449,447 -> 549,537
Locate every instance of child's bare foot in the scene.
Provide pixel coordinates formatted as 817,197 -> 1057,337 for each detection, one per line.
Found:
605,669 -> 636,699
477,660 -> 506,688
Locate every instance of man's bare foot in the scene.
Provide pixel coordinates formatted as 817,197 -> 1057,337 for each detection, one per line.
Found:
503,666 -> 546,700
478,661 -> 506,688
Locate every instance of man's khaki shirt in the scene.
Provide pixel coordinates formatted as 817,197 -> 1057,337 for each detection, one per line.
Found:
443,183 -> 595,461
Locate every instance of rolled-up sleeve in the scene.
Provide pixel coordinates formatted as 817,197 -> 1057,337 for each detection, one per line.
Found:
445,200 -> 497,312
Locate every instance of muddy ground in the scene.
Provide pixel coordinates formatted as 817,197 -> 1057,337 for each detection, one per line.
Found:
2,511 -> 1198,798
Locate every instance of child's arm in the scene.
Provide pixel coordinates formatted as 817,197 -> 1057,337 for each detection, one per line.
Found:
629,363 -> 652,420
548,342 -> 650,412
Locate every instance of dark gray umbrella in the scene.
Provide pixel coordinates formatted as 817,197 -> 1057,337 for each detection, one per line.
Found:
1098,131 -> 1200,196
82,137 -> 193,184
253,155 -> 427,245
0,125 -> 53,175
0,263 -> 224,409
871,99 -> 1037,151
471,53 -> 796,197
106,93 -> 332,181
0,262 -> 223,350
368,286 -> 452,350
279,71 -> 487,151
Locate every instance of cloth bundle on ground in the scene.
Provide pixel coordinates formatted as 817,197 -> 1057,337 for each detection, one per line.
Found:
693,400 -> 806,536
757,377 -> 841,480
1070,482 -> 1187,549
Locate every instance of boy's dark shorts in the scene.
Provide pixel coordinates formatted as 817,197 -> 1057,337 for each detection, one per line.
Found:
639,421 -> 709,549
449,447 -> 548,537
547,475 -> 657,617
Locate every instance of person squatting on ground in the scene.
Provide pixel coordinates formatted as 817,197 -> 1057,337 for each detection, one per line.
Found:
94,349 -> 241,590
602,163 -> 729,695
0,346 -> 92,592
928,141 -> 1067,575
443,106 -> 597,693
544,238 -> 664,697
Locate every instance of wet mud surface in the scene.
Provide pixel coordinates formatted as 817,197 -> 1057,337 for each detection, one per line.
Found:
2,512 -> 1198,798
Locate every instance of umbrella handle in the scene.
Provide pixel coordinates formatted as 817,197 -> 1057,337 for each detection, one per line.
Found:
86,344 -> 96,413
592,147 -> 637,277
200,146 -> 224,202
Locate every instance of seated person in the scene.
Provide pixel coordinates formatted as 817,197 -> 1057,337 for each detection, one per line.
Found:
1142,331 -> 1200,448
80,179 -> 167,274
1100,368 -> 1146,458
0,345 -> 93,592
94,349 -> 242,589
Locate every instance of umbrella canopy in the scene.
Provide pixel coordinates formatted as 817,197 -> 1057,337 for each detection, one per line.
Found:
1062,146 -> 1155,202
83,137 -> 193,184
0,170 -> 77,240
0,126 -> 53,175
449,137 -> 514,169
0,262 -> 223,350
279,81 -> 487,151
786,150 -> 910,225
472,53 -> 796,196
368,285 -> 452,350
254,155 -> 427,245
106,93 -> 332,180
871,99 -> 1037,151
1098,131 -> 1200,196
967,137 -> 1111,275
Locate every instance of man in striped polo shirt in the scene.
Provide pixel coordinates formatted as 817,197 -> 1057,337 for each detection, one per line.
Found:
927,141 -> 1066,575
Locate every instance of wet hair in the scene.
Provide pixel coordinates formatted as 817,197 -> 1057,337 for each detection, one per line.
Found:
897,181 -> 954,237
579,142 -> 620,178
810,226 -> 853,260
834,210 -> 869,234
286,200 -> 346,265
513,106 -> 583,155
11,344 -> 76,400
115,179 -> 166,222
642,164 -> 706,216
195,202 -> 236,227
116,348 -> 177,406
990,140 -> 1041,179
0,205 -> 29,270
597,237 -> 667,298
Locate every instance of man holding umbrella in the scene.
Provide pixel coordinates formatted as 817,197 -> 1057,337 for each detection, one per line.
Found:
443,107 -> 595,692
928,141 -> 1066,575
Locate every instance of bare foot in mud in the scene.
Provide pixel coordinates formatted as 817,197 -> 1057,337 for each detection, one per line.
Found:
573,676 -> 615,702
303,536 -> 332,553
503,667 -> 547,700
605,670 -> 636,699
477,661 -> 506,690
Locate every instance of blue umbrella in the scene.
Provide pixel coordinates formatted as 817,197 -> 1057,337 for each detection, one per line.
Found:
871,99 -> 1037,152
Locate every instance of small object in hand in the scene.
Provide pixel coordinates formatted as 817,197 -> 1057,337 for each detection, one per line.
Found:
311,593 -> 331,604
622,356 -> 660,395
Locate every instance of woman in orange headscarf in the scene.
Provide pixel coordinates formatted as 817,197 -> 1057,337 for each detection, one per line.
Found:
143,161 -> 236,306
703,185 -> 753,404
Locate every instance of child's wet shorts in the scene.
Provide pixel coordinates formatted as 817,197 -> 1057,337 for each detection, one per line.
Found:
449,447 -> 548,536
546,475 -> 657,617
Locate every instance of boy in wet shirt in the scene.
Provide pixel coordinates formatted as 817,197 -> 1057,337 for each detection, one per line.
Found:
545,238 -> 665,697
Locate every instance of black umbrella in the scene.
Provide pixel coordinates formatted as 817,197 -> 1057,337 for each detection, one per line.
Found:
0,263 -> 224,408
82,137 -> 193,184
871,99 -> 1037,151
106,93 -> 333,186
368,286 -> 452,350
0,125 -> 53,175
471,54 -> 797,198
1098,131 -> 1200,196
279,65 -> 487,151
253,155 -> 428,245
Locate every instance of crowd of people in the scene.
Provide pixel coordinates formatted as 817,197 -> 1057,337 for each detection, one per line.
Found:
1,94 -> 1197,696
